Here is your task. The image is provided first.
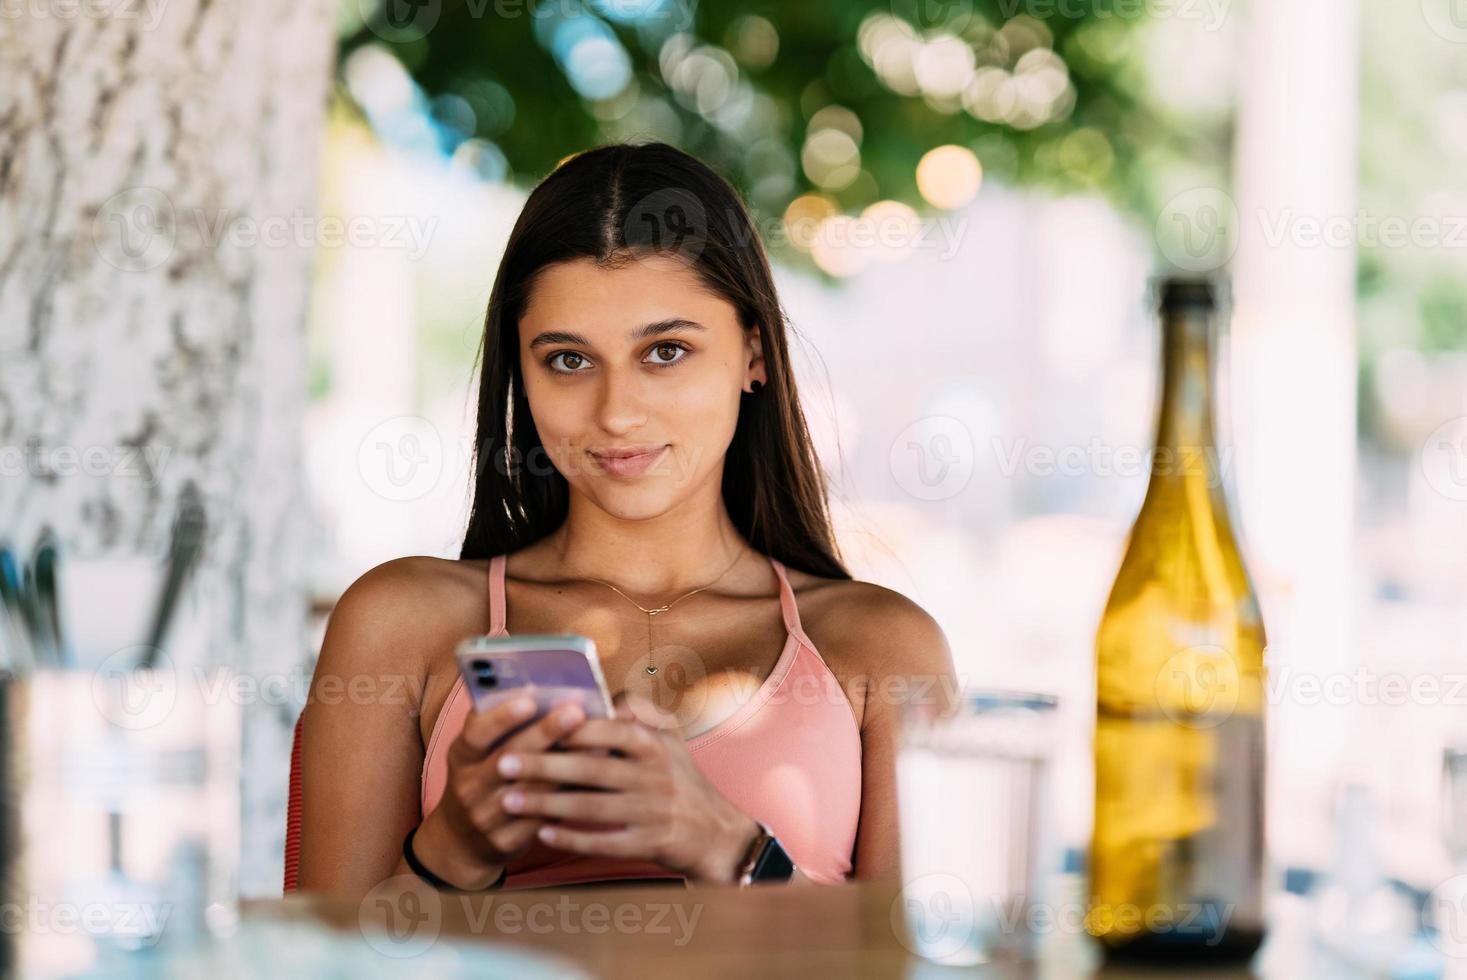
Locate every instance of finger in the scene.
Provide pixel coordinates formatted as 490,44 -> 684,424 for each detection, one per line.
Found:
486,815 -> 547,856
454,760 -> 561,810
464,778 -> 554,830
502,788 -> 644,824
537,824 -> 645,859
496,746 -> 647,789
496,700 -> 588,756
556,718 -> 661,758
455,695 -> 538,758
466,787 -> 544,839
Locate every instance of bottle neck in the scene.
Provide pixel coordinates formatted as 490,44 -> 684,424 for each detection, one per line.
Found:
1150,304 -> 1221,483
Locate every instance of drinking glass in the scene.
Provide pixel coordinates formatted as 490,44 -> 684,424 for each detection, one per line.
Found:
6,664 -> 240,978
892,689 -> 1059,967
1445,746 -> 1467,871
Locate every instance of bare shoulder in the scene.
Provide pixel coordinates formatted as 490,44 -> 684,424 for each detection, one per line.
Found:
314,556 -> 489,678
785,567 -> 956,689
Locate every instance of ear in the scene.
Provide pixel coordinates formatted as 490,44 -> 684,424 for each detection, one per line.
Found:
743,323 -> 767,393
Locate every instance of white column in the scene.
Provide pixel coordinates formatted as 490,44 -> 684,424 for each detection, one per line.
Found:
1230,0 -> 1361,868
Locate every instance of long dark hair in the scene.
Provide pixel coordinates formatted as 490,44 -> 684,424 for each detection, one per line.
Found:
459,141 -> 848,580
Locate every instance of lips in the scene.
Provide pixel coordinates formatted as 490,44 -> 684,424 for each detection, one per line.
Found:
587,445 -> 668,478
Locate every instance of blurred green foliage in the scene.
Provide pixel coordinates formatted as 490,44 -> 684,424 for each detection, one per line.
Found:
338,0 -> 1187,267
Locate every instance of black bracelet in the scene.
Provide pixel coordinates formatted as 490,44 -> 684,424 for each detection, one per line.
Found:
402,824 -> 508,892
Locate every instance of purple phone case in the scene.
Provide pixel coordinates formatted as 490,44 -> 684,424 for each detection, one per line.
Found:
459,645 -> 612,749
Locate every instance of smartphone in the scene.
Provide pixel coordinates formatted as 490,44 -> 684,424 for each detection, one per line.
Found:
454,634 -> 614,751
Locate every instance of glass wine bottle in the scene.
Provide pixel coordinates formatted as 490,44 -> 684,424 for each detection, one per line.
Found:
1088,277 -> 1268,962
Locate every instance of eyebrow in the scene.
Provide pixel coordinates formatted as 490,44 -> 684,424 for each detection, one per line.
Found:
527,318 -> 707,350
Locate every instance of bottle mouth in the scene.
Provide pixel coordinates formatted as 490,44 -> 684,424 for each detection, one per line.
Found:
1156,275 -> 1225,312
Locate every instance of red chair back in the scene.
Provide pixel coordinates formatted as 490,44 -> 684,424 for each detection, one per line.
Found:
282,710 -> 304,893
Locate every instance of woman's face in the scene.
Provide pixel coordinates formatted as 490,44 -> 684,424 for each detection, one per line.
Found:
517,252 -> 765,521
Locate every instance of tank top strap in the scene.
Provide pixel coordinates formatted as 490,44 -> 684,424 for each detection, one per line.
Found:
487,554 -> 509,636
768,557 -> 814,649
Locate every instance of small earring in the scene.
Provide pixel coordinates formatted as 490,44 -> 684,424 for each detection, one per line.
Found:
750,380 -> 764,393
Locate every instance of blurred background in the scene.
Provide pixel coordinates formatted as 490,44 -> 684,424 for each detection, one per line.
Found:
3,0 -> 1465,903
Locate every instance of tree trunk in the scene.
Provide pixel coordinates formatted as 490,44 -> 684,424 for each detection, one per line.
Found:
0,0 -> 336,896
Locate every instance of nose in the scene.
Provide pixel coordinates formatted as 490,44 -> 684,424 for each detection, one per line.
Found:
594,366 -> 648,436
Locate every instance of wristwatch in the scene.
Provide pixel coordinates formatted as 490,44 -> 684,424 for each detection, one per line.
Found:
735,820 -> 795,886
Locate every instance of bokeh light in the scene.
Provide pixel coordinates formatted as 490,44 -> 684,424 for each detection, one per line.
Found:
916,144 -> 983,210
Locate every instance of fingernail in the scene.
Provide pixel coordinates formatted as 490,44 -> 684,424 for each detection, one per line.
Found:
512,698 -> 536,718
498,754 -> 521,776
538,826 -> 556,842
557,704 -> 584,726
503,790 -> 523,811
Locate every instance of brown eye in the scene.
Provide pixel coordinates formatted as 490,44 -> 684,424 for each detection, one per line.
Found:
647,343 -> 688,367
549,352 -> 587,373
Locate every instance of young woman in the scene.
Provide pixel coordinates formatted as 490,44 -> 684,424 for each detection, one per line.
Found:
297,142 -> 957,895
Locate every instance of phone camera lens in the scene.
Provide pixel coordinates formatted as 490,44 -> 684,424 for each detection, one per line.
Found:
470,659 -> 498,688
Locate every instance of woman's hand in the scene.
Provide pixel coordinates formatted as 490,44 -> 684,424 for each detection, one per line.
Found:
412,696 -> 589,889
494,692 -> 761,885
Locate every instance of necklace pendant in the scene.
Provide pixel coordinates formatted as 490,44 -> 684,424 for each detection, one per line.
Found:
646,664 -> 658,675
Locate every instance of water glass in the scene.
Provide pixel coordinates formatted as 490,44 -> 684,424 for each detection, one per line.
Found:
6,665 -> 240,978
1445,746 -> 1467,870
893,689 -> 1059,967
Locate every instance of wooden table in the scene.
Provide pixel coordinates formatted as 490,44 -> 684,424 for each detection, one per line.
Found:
244,879 -> 1256,979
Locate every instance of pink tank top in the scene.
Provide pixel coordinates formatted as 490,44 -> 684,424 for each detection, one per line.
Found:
420,553 -> 862,888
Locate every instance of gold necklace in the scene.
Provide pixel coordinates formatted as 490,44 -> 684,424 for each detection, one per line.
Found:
582,546 -> 747,675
